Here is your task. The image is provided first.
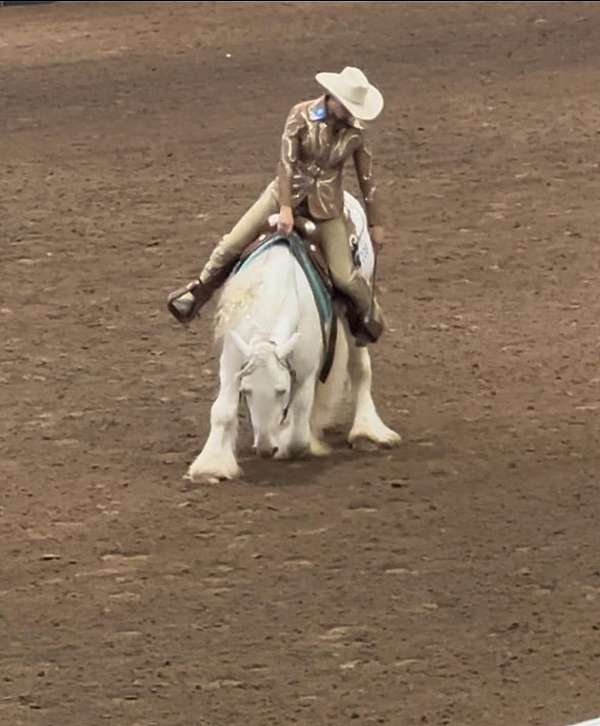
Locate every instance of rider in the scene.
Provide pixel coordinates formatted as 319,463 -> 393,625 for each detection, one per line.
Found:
167,66 -> 386,345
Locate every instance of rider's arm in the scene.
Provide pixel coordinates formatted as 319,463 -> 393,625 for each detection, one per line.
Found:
277,104 -> 305,209
354,133 -> 384,249
353,133 -> 381,228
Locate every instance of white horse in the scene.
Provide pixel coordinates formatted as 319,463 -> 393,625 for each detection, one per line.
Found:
186,192 -> 400,484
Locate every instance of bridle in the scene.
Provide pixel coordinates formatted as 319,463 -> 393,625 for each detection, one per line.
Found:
238,344 -> 297,424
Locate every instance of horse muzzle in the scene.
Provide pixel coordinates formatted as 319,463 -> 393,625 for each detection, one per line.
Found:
257,444 -> 278,459
255,434 -> 279,459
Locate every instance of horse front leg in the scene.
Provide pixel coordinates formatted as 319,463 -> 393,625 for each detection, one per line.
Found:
347,345 -> 401,448
276,376 -> 318,460
186,381 -> 242,483
187,348 -> 242,484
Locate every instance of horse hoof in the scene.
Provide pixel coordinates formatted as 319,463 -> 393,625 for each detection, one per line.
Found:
349,436 -> 380,453
348,429 -> 402,450
309,438 -> 332,457
185,463 -> 242,484
275,443 -> 309,460
381,433 -> 402,449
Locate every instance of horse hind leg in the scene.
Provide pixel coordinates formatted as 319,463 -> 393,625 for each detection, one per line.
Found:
310,311 -> 351,446
347,344 -> 401,448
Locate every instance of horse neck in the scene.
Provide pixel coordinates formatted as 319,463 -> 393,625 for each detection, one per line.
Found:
242,246 -> 301,346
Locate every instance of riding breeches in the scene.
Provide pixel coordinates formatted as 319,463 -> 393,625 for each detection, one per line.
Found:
199,183 -> 279,287
316,216 -> 375,320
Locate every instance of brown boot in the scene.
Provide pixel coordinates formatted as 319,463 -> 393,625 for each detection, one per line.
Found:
167,279 -> 213,324
355,315 -> 384,346
345,297 -> 385,347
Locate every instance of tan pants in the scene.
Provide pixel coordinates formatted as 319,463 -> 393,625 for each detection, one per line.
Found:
317,216 -> 376,320
199,183 -> 279,287
199,185 -> 382,329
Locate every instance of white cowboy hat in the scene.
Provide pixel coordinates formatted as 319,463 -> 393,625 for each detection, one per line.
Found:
315,66 -> 384,121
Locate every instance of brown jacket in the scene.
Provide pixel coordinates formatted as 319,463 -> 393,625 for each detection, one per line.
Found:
274,96 -> 381,226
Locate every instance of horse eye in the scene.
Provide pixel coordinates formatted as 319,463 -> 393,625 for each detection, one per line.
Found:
275,388 -> 287,397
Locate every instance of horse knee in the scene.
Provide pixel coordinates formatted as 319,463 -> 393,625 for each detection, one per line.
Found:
210,394 -> 238,427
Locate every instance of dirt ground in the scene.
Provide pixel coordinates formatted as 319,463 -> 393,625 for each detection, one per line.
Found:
2,2 -> 600,725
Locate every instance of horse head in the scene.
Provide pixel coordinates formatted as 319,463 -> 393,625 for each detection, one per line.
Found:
230,330 -> 300,458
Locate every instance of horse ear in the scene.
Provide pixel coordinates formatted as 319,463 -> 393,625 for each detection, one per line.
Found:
229,330 -> 252,359
276,332 -> 300,360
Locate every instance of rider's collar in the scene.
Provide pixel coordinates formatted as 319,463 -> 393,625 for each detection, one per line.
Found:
308,97 -> 328,122
308,96 -> 364,130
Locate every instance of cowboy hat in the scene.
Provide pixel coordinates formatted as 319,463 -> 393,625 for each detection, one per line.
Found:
315,66 -> 384,121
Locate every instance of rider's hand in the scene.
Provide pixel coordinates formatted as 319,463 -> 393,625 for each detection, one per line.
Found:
370,225 -> 384,253
278,205 -> 294,235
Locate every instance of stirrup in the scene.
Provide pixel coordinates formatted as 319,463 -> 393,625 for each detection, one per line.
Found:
167,280 -> 207,324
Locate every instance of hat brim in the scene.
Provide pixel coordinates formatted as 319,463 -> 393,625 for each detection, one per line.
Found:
316,72 -> 384,121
